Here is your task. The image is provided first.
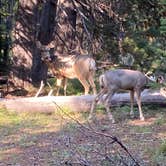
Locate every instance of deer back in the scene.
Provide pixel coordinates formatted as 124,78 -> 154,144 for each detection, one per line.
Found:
52,54 -> 96,80
104,69 -> 147,90
73,55 -> 96,79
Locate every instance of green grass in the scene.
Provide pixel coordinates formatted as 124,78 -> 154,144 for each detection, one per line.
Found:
0,104 -> 166,165
0,108 -> 80,163
154,115 -> 166,125
151,140 -> 166,165
131,125 -> 153,133
45,77 -> 99,96
0,109 -> 59,144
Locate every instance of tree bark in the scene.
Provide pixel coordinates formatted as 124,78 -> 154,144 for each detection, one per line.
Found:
1,90 -> 166,113
11,0 -> 42,88
10,0 -> 82,89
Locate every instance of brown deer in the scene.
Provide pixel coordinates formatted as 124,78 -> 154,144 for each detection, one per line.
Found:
89,69 -> 148,123
36,46 -> 97,96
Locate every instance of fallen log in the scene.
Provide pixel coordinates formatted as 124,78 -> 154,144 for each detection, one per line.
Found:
0,90 -> 166,113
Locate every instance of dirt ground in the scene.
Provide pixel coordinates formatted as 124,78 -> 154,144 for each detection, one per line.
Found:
0,95 -> 166,166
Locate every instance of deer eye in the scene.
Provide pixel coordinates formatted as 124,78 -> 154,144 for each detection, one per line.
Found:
100,85 -> 104,89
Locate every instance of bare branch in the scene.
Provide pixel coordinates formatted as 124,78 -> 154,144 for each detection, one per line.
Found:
52,101 -> 141,166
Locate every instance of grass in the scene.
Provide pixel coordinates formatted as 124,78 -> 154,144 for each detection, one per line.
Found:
0,104 -> 166,165
146,140 -> 166,166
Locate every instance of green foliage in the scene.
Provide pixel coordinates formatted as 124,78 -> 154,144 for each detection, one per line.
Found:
147,81 -> 163,89
160,0 -> 166,4
67,79 -> 84,95
160,18 -> 166,33
117,34 -> 166,72
160,18 -> 166,25
0,0 -> 165,86
47,77 -> 84,96
89,0 -> 166,75
0,0 -> 18,73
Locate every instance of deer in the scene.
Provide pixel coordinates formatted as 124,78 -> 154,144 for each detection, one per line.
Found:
89,69 -> 148,123
36,45 -> 97,96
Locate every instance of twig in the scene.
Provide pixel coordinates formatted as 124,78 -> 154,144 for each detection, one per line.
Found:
52,101 -> 141,166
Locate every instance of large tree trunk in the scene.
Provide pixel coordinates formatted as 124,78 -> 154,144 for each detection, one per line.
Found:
11,0 -> 46,88
10,0 -> 78,90
1,90 -> 166,113
50,0 -> 77,54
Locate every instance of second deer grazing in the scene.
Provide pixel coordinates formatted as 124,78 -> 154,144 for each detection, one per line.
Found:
39,46 -> 97,96
89,69 -> 148,123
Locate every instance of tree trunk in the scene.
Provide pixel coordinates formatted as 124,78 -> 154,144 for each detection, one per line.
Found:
11,0 -> 42,88
10,0 -> 82,90
50,0 -> 77,54
1,90 -> 166,113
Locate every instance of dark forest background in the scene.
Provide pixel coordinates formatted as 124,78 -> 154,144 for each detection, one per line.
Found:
0,0 -> 166,92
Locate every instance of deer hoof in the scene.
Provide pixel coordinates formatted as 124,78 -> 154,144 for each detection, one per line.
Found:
140,117 -> 145,121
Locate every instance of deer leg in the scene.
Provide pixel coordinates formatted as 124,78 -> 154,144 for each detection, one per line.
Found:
130,90 -> 134,118
47,81 -> 53,96
35,80 -> 45,97
104,91 -> 115,123
88,89 -> 106,121
78,78 -> 90,95
135,89 -> 145,121
88,75 -> 97,95
56,78 -> 63,96
63,78 -> 68,96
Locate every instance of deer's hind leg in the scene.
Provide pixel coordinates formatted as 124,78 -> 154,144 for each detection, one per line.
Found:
88,74 -> 97,95
78,78 -> 90,95
56,77 -> 64,96
62,78 -> 68,96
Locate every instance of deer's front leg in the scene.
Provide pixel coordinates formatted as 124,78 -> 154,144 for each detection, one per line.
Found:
78,78 -> 90,95
62,78 -> 68,96
135,89 -> 145,121
130,90 -> 134,118
56,77 -> 63,96
35,80 -> 45,97
88,74 -> 97,95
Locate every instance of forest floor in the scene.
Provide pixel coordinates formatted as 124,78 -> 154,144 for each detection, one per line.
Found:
0,96 -> 166,166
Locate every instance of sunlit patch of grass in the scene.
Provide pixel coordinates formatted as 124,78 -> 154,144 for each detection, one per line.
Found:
0,109 -> 22,126
0,108 -> 71,161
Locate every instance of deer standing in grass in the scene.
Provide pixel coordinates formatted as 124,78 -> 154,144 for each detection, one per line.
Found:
89,69 -> 148,123
37,46 -> 97,96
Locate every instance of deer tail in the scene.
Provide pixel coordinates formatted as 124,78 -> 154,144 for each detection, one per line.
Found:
89,58 -> 96,71
99,74 -> 105,89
